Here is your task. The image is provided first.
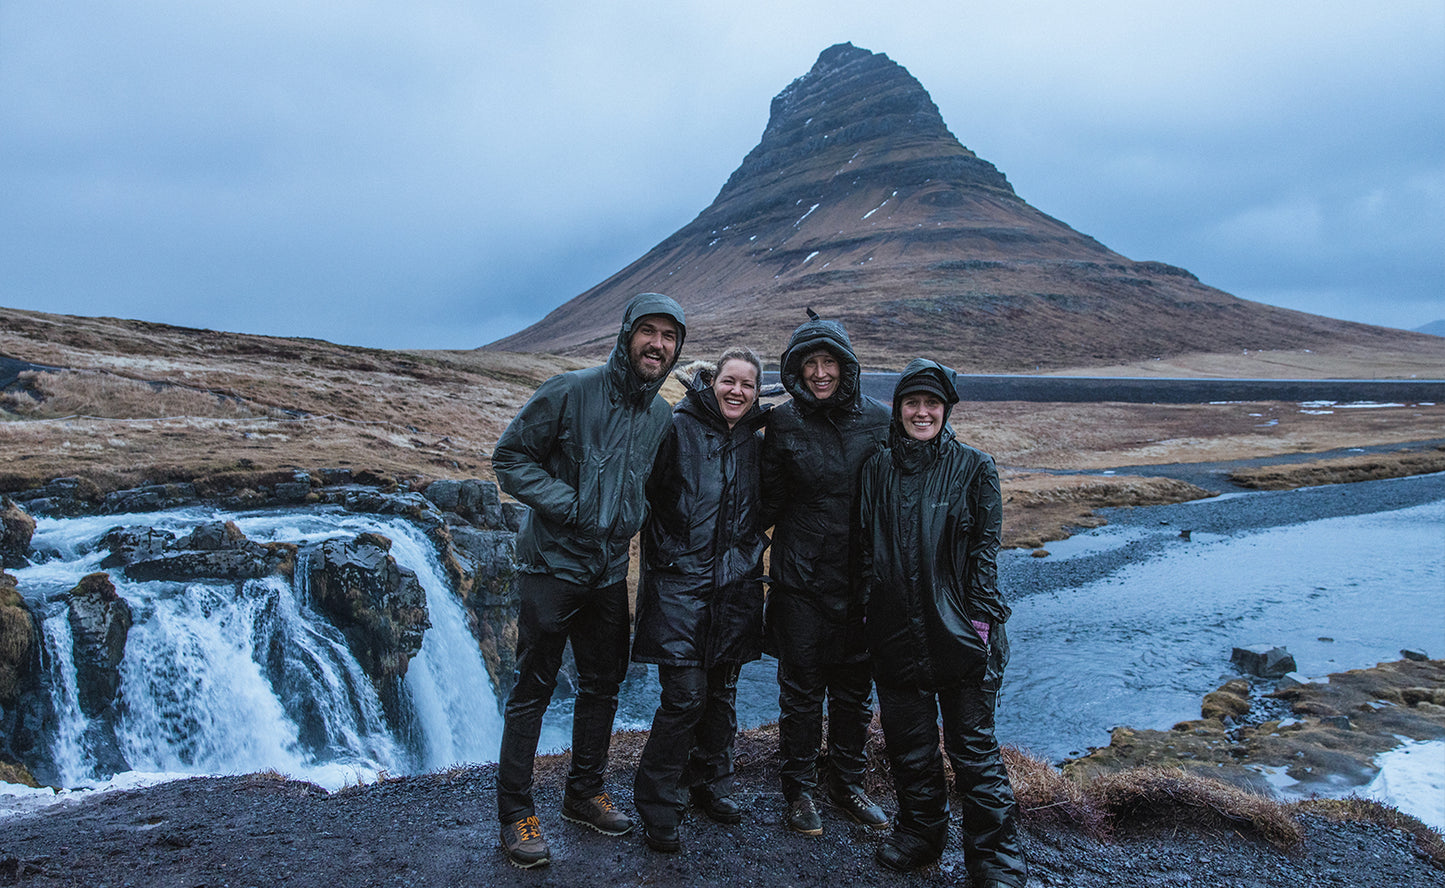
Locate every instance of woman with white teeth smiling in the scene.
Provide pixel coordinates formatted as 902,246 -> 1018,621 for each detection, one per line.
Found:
631,346 -> 771,854
857,358 -> 1028,888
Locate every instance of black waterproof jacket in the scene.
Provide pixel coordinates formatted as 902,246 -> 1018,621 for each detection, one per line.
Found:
492,293 -> 686,587
632,371 -> 768,667
761,312 -> 891,655
859,358 -> 1009,691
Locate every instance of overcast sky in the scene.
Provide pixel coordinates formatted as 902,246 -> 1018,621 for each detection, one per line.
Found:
2,1 -> 1442,350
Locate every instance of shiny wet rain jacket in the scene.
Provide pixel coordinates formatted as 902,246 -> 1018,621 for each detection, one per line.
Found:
859,358 -> 1009,691
492,293 -> 686,588
760,312 -> 891,659
632,370 -> 769,667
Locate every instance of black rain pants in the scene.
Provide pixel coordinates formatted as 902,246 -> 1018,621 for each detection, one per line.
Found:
496,573 -> 630,823
633,661 -> 743,828
875,664 -> 1028,886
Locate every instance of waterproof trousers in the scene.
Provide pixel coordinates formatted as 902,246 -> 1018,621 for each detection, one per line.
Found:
633,662 -> 743,829
496,573 -> 630,823
771,592 -> 874,800
875,677 -> 1028,887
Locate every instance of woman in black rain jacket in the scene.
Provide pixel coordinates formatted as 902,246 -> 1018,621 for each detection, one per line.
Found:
632,348 -> 769,852
760,309 -> 892,834
859,358 -> 1028,888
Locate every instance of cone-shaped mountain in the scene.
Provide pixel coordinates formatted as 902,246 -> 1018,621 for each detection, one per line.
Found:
487,42 -> 1417,371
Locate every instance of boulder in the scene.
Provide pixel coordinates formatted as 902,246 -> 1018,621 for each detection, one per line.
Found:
306,534 -> 431,686
66,573 -> 133,719
1,498 -> 35,568
1401,648 -> 1430,662
103,521 -> 296,582
423,479 -> 462,512
1231,645 -> 1297,679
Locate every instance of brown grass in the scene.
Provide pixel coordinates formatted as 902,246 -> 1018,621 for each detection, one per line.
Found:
0,370 -> 281,421
1228,447 -> 1445,489
1085,765 -> 1303,849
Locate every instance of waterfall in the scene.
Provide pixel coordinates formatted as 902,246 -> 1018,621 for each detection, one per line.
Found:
14,508 -> 505,789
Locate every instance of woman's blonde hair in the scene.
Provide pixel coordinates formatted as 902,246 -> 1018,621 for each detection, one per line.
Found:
714,346 -> 762,383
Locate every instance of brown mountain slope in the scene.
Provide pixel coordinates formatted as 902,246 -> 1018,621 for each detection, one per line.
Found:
486,43 -> 1441,373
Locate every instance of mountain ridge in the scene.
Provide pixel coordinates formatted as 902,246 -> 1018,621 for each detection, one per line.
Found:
486,43 -> 1440,372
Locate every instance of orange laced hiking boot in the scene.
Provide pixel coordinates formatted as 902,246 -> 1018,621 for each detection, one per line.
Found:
561,791 -> 634,836
500,814 -> 551,869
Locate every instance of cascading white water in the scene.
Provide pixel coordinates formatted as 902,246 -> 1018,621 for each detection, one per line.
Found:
14,507 -> 505,789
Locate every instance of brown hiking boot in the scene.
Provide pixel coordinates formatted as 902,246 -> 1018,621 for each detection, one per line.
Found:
500,815 -> 550,869
561,791 -> 634,836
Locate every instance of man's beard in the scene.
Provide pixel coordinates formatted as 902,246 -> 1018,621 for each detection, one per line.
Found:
633,354 -> 669,382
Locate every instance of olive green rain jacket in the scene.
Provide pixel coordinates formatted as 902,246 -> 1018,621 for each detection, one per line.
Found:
492,293 -> 686,587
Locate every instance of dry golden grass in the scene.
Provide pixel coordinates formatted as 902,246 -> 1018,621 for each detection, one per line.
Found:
1085,765 -> 1303,850
1004,746 -> 1110,837
1228,447 -> 1445,489
1,370 -> 281,421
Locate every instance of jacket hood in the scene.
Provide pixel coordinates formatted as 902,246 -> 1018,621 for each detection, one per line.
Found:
889,358 -> 960,462
778,308 -> 861,410
610,293 -> 687,402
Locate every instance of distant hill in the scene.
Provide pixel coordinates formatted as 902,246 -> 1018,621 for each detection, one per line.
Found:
1416,320 -> 1445,338
486,43 -> 1439,372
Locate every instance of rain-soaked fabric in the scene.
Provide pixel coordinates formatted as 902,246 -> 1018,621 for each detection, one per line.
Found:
632,661 -> 742,829
876,670 -> 1028,886
632,370 -> 768,668
761,311 -> 890,658
862,358 -> 1026,885
859,358 -> 1009,690
493,292 -> 685,588
760,311 -> 890,800
496,574 -> 630,823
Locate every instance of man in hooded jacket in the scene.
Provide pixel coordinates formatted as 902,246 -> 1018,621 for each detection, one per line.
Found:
858,358 -> 1027,888
491,293 -> 686,869
760,309 -> 892,835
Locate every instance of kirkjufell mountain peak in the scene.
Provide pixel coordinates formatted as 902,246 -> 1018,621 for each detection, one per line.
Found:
486,43 -> 1425,371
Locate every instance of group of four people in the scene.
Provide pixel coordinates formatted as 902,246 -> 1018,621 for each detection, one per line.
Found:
491,293 -> 1028,888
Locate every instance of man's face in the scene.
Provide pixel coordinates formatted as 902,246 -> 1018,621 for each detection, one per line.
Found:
628,315 -> 680,382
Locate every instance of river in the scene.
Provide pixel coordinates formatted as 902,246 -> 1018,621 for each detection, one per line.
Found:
5,473 -> 1442,819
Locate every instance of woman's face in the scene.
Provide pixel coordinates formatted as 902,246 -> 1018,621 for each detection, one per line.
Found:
899,393 -> 946,441
801,351 -> 840,401
713,358 -> 759,427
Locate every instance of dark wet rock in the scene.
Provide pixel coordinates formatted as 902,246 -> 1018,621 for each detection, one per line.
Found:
65,573 -> 132,718
104,521 -> 296,582
6,477 -> 103,518
429,524 -> 518,695
1,498 -> 35,569
1231,644 -> 1297,678
305,533 -> 430,687
1403,648 -> 1430,662
422,479 -> 462,512
64,572 -> 133,777
102,483 -> 198,514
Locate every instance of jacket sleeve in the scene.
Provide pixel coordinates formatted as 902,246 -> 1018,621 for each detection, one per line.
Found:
964,454 -> 1008,624
491,375 -> 578,526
